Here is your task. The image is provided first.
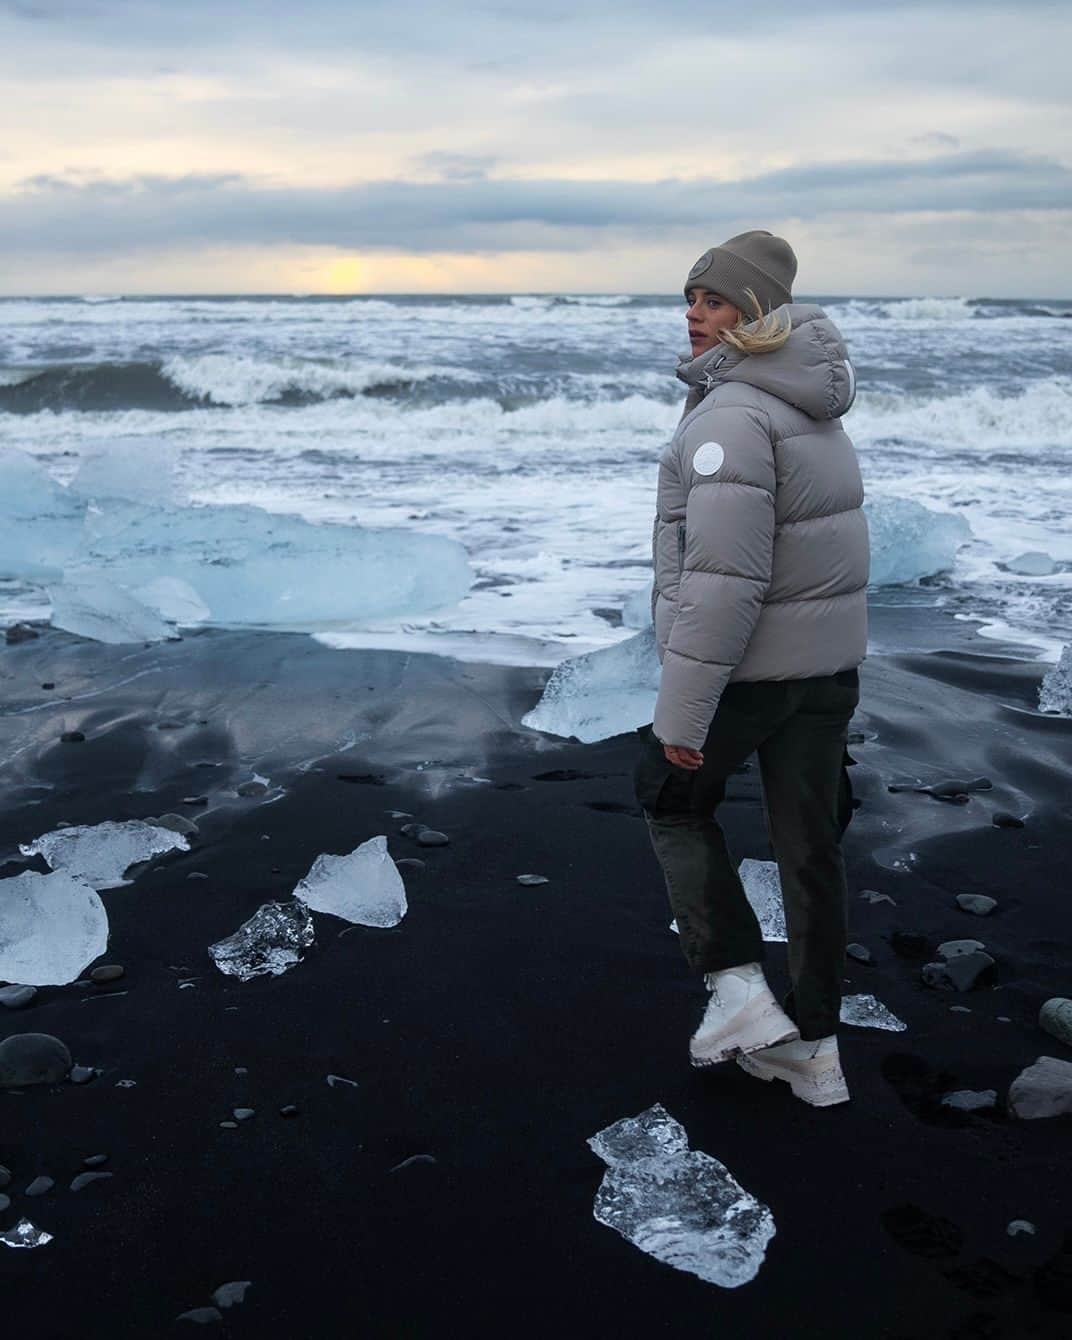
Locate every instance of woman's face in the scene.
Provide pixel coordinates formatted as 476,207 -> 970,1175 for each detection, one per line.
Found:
685,288 -> 740,357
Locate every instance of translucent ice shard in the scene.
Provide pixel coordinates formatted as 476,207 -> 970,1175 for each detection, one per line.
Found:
522,627 -> 660,743
0,870 -> 109,986
840,993 -> 907,1031
47,571 -> 178,644
293,835 -> 407,928
20,820 -> 189,891
208,901 -> 314,981
587,1103 -> 775,1288
1039,644 -> 1071,716
864,496 -> 971,586
1,1218 -> 54,1249
737,859 -> 787,942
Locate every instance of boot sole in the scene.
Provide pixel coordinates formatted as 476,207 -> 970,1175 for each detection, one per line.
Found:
689,996 -> 801,1068
735,1051 -> 851,1106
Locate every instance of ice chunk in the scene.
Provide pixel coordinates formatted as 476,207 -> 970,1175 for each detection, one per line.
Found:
1,1219 -> 54,1249
293,835 -> 406,927
864,496 -> 971,586
47,572 -> 178,644
1005,551 -> 1057,576
68,437 -> 186,507
208,900 -> 314,981
0,448 -> 86,581
522,626 -> 660,743
20,819 -> 189,890
1039,643 -> 1071,715
622,583 -> 654,630
587,1103 -> 775,1288
0,870 -> 109,986
130,575 -> 211,625
737,859 -> 787,942
840,993 -> 907,1031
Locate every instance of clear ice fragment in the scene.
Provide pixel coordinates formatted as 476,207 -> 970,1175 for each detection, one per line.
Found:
587,1103 -> 775,1288
839,993 -> 907,1031
47,571 -> 177,644
736,860 -> 787,942
522,627 -> 660,743
1039,644 -> 1071,715
1,1218 -> 54,1249
19,819 -> 189,891
294,835 -> 407,927
0,869 -> 109,986
208,901 -> 314,981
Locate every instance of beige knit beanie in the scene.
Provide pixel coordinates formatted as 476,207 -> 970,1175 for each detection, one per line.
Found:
684,230 -> 797,315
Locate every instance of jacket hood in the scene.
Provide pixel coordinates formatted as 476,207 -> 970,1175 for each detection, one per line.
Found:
676,302 -> 857,421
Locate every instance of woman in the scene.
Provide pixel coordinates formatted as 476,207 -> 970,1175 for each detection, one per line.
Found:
632,229 -> 869,1107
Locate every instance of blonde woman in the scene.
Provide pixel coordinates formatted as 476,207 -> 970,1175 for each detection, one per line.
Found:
633,230 -> 869,1106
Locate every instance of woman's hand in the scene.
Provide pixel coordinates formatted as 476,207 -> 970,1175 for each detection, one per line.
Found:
663,744 -> 704,771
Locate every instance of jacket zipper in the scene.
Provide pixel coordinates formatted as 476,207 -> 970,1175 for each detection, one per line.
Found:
677,522 -> 686,574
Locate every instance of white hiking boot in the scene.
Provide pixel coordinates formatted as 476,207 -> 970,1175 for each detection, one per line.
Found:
689,961 -> 800,1067
736,1034 -> 851,1106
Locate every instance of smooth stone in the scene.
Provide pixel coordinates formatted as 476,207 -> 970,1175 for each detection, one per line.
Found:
153,813 -> 200,836
1008,1055 -> 1072,1119
186,872 -> 209,880
60,730 -> 85,743
0,985 -> 37,1009
416,829 -> 449,847
279,1104 -> 299,1117
219,1121 -> 238,1129
212,1281 -> 252,1309
1039,998 -> 1072,1048
957,894 -> 997,916
41,681 -> 55,689
90,964 -> 125,983
70,1171 -> 112,1192
928,950 -> 997,992
0,1165 -> 11,1187
387,810 -> 414,819
940,1089 -> 997,1111
176,1308 -> 223,1325
116,1079 -> 137,1088
6,622 -> 39,643
25,1176 -> 54,1196
937,939 -> 987,960
237,781 -> 267,796
399,822 -> 425,836
83,1154 -> 109,1167
0,1194 -> 9,1212
325,1074 -> 358,1089
68,1065 -> 97,1085
395,858 -> 425,871
516,873 -> 550,886
181,796 -> 209,806
949,1005 -> 973,1013
992,811 -> 1025,828
1007,1219 -> 1037,1236
0,1033 -> 72,1087
233,1107 -> 255,1121
846,943 -> 872,964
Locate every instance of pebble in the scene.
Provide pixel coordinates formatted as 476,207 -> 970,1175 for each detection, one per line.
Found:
60,730 -> 85,743
70,1171 -> 112,1192
153,813 -> 200,836
516,873 -> 549,886
83,1154 -> 109,1167
279,1104 -> 299,1118
399,822 -> 425,836
68,1065 -> 97,1085
237,780 -> 268,796
859,890 -> 896,906
0,1033 -> 72,1087
175,1307 -> 223,1325
90,964 -> 125,983
0,1165 -> 10,1188
387,810 -> 414,819
940,1089 -> 997,1111
1039,998 -> 1072,1048
116,1079 -> 137,1088
921,951 -> 996,992
1007,1220 -> 1037,1237
326,1074 -> 359,1089
395,858 -> 425,871
416,829 -> 450,847
956,893 -> 997,916
41,681 -> 54,689
6,622 -> 39,643
992,811 -> 1025,828
181,796 -> 209,807
1008,1055 -> 1072,1119
0,985 -> 37,1009
212,1281 -> 252,1309
937,939 -> 987,960
233,1107 -> 255,1121
949,1005 -> 973,1013
186,872 -> 209,880
25,1176 -> 54,1197
846,943 -> 872,964
0,1194 -> 9,1212
219,1121 -> 238,1129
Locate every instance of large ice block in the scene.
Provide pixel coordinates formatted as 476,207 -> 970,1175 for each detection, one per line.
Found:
20,819 -> 189,891
0,869 -> 109,986
864,495 -> 971,586
587,1103 -> 775,1288
521,626 -> 660,743
208,900 -> 315,981
293,835 -> 407,927
47,572 -> 178,644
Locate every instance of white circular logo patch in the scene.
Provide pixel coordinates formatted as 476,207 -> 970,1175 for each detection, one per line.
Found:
692,441 -> 724,475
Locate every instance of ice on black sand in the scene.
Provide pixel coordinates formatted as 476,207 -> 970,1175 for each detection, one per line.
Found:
294,834 -> 407,928
1,1219 -> 54,1249
0,870 -> 108,986
587,1103 -> 775,1287
19,819 -> 188,890
839,994 -> 906,1031
209,901 -> 314,981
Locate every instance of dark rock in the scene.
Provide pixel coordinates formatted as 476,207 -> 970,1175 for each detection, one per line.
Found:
0,985 -> 37,1009
212,1281 -> 252,1309
41,681 -> 55,689
1008,1056 -> 1072,1119
153,813 -> 199,836
219,1121 -> 238,1129
0,1164 -> 11,1187
68,1064 -> 98,1084
0,1033 -> 73,1087
416,829 -> 449,847
516,873 -> 549,886
0,1194 -> 9,1212
186,872 -> 209,880
181,796 -> 209,806
889,930 -> 929,959
396,858 -> 425,871
846,942 -> 872,964
90,964 -> 125,983
922,962 -> 954,990
83,1154 -> 109,1167
325,1073 -> 359,1089
175,1307 -> 223,1325
399,822 -> 425,836
937,939 -> 986,960
386,810 -> 414,818
1039,998 -> 1072,1048
25,1175 -> 54,1196
922,951 -> 996,992
940,1089 -> 997,1111
70,1171 -> 112,1192
60,730 -> 85,743
1007,1219 -> 1036,1237
279,1104 -> 299,1117
233,1107 -> 255,1121
6,623 -> 39,644
992,811 -> 1025,828
956,894 -> 998,916
236,780 -> 268,796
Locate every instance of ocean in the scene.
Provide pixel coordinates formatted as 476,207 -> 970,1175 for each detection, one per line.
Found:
1,292 -> 1069,665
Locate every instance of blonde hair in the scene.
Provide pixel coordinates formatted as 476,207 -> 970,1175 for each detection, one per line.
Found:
718,286 -> 792,355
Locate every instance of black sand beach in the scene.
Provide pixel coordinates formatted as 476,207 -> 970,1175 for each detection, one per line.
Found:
1,606 -> 1071,1339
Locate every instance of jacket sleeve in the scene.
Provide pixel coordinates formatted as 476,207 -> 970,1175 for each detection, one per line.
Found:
652,404 -> 777,751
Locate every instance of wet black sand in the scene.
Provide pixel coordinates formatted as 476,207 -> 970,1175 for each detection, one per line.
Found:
1,608 -> 1071,1339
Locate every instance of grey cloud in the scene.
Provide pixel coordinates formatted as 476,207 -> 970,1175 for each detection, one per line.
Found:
3,149 -> 1069,257
911,132 -> 960,149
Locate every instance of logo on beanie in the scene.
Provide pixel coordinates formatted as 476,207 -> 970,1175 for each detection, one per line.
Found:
692,441 -> 724,475
688,249 -> 714,281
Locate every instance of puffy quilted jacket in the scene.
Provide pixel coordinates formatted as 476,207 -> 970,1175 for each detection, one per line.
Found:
651,301 -> 869,750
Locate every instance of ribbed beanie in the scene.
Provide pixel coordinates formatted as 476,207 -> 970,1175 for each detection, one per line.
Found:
684,230 -> 797,315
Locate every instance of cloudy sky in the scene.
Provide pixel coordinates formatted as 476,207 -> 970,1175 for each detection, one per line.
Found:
1,0 -> 1069,296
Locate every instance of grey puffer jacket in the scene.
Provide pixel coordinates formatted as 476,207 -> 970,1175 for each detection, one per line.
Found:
651,301 -> 869,750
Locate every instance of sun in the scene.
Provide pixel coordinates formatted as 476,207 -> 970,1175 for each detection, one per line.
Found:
322,257 -> 365,293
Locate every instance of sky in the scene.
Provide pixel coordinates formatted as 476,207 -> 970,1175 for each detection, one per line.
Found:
1,0 -> 1069,296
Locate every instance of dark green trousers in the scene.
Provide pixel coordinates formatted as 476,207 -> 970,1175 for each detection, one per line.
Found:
632,668 -> 860,1040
